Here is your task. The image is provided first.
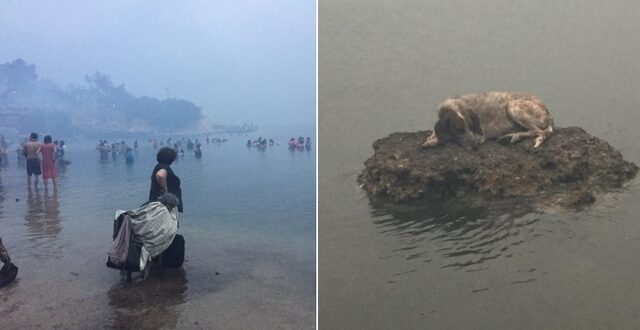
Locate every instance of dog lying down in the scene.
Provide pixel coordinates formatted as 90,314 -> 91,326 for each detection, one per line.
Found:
422,92 -> 554,149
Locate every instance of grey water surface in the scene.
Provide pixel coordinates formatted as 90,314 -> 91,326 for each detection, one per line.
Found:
0,128 -> 315,329
319,1 -> 640,329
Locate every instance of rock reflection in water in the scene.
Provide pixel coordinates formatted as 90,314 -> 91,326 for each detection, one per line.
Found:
371,198 -> 543,271
24,188 -> 63,259
106,269 -> 188,329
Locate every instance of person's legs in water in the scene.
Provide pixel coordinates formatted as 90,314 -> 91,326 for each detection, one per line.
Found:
26,158 -> 41,189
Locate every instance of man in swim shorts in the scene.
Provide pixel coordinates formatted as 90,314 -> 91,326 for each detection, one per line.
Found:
23,132 -> 41,189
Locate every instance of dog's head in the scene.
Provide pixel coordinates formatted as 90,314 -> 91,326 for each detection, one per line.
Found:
422,103 -> 467,148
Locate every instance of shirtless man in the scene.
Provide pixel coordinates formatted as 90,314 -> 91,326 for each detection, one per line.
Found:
23,132 -> 41,188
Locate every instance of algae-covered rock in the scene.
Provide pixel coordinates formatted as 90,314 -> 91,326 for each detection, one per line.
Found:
358,127 -> 637,210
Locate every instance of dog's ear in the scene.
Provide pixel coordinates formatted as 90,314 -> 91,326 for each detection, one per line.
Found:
449,113 -> 466,133
446,110 -> 466,133
466,111 -> 483,136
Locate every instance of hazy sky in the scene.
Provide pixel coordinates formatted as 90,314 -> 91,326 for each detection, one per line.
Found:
0,0 -> 316,127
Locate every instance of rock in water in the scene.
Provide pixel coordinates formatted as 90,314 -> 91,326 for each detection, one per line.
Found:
358,127 -> 638,210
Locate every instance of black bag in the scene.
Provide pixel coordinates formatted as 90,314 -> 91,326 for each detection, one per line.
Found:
0,262 -> 18,288
161,234 -> 185,268
106,239 -> 144,272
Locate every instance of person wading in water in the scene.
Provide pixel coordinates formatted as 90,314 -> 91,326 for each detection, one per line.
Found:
23,132 -> 41,189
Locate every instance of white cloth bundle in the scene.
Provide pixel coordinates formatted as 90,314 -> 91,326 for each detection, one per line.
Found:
116,201 -> 178,259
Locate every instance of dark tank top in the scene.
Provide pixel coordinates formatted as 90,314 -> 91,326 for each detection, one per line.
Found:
149,163 -> 183,212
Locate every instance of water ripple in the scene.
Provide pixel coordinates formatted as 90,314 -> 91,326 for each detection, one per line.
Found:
370,198 -> 544,272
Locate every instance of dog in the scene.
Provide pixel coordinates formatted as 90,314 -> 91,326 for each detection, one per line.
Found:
421,92 -> 554,149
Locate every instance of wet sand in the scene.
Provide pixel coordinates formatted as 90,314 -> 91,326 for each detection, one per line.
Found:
2,231 -> 314,329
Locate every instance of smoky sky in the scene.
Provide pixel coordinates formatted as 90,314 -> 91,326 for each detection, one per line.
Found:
0,0 -> 316,127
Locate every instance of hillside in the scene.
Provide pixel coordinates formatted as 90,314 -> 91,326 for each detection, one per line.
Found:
0,58 -> 253,136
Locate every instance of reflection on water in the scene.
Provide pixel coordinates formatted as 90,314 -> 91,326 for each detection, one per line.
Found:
24,188 -> 62,259
371,198 -> 542,271
57,161 -> 69,178
106,269 -> 188,329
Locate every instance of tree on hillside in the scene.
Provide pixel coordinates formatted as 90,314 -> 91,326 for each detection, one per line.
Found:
0,58 -> 38,95
156,98 -> 202,129
1,59 -> 205,133
84,72 -> 132,108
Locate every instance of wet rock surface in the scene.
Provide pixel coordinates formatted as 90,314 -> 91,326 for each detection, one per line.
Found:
358,127 -> 638,210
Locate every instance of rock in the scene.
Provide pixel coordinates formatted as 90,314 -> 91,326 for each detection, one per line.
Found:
358,127 -> 638,210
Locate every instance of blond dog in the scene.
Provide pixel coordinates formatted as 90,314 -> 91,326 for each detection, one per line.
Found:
422,92 -> 554,149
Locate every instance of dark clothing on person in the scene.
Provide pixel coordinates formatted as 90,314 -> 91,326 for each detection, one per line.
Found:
0,237 -> 18,288
149,164 -> 183,213
0,238 -> 10,264
26,158 -> 41,176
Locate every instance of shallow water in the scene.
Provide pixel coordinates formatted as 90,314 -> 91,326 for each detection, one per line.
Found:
319,1 -> 640,328
0,128 -> 315,329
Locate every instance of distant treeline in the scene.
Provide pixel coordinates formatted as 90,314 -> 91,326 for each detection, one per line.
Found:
0,58 -> 205,134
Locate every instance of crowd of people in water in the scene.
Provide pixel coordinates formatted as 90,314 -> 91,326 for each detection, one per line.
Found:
94,135 -> 313,158
96,139 -> 137,162
148,137 -> 208,158
0,132 -> 313,172
95,135 -> 234,160
246,136 -> 312,151
1,133 -> 314,173
288,137 -> 312,150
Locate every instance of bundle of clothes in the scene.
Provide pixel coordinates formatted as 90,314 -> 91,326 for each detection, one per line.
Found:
106,193 -> 184,273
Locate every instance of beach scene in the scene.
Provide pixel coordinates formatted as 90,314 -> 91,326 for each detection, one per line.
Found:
1,1 -> 316,329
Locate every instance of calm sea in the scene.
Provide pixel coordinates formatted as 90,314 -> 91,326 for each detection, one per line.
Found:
0,126 -> 316,329
320,1 -> 640,329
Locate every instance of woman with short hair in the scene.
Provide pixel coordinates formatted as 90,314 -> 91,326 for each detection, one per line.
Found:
148,146 -> 185,268
149,147 -> 183,213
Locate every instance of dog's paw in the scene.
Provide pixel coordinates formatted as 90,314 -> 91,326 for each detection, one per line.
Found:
533,139 -> 543,149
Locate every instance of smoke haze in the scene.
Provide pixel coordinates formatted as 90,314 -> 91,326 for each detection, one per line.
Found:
0,0 -> 316,127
